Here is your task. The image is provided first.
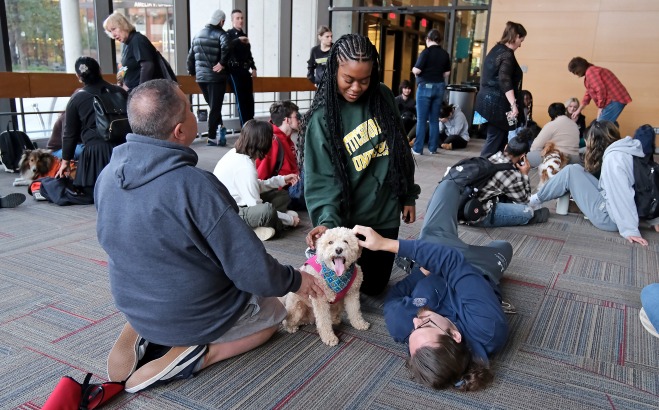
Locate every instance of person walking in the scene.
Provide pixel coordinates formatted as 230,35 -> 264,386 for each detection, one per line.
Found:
187,9 -> 230,146
227,9 -> 256,126
475,21 -> 527,158
567,57 -> 631,124
411,29 -> 451,155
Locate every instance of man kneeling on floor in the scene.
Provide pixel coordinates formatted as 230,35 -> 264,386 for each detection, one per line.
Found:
95,79 -> 325,393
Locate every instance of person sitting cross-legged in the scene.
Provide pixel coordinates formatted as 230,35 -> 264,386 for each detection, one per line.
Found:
95,79 -> 325,393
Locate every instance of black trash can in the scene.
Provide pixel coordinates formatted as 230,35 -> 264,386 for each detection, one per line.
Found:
446,84 -> 477,126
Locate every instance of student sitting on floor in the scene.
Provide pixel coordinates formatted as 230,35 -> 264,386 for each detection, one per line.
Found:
438,102 -> 470,151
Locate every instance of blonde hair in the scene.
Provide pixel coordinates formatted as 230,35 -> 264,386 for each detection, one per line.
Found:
564,97 -> 579,109
103,12 -> 135,37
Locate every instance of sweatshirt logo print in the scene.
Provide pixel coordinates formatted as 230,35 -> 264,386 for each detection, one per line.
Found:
343,118 -> 389,172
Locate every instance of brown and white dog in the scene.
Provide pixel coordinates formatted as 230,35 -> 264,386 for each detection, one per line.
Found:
13,149 -> 63,187
538,142 -> 569,189
282,227 -> 370,346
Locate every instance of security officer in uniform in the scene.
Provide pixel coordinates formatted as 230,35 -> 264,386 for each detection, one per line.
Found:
227,9 -> 256,126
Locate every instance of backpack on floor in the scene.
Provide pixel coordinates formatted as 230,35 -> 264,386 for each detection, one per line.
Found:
442,156 -> 515,221
633,155 -> 659,220
88,87 -> 131,145
42,372 -> 124,410
0,122 -> 36,173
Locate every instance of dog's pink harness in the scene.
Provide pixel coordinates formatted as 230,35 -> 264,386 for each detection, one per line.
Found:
304,255 -> 356,303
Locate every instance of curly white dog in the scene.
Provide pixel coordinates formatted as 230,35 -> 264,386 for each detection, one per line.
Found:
283,227 -> 370,346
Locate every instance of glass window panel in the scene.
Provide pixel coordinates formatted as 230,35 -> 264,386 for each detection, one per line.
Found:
110,0 -> 175,72
6,0 -> 97,72
458,0 -> 490,6
358,1 -> 452,6
450,9 -> 488,85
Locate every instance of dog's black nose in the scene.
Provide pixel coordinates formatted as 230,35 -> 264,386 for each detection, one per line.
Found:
335,247 -> 343,255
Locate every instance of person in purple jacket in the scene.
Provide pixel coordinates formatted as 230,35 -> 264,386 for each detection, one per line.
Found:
353,176 -> 514,391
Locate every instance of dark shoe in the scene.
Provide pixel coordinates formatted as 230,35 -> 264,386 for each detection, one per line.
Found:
528,207 -> 550,224
0,193 -> 26,208
124,345 -> 208,393
395,256 -> 413,274
219,127 -> 227,146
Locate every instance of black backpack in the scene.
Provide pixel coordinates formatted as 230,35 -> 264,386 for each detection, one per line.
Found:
442,156 -> 515,221
0,122 -> 36,173
272,137 -> 285,177
89,87 -> 131,145
633,155 -> 659,220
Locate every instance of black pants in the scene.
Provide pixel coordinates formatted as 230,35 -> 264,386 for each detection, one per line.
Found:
480,124 -> 508,158
229,67 -> 254,126
440,132 -> 468,149
199,80 -> 227,140
358,226 -> 399,296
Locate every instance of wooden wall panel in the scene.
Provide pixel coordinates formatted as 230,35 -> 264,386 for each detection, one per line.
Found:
490,0 -> 659,136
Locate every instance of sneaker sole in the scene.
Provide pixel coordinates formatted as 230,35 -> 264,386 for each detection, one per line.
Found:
107,323 -> 141,382
0,193 -> 26,208
640,308 -> 659,338
125,345 -> 207,393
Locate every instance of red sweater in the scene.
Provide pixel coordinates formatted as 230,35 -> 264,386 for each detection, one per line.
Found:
256,124 -> 299,180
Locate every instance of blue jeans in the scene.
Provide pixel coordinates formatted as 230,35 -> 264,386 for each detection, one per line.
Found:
598,101 -> 626,123
472,202 -> 534,227
641,284 -> 659,331
536,164 -> 618,232
414,82 -> 445,154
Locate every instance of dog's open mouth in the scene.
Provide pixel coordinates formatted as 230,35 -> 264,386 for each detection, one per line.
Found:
332,256 -> 347,277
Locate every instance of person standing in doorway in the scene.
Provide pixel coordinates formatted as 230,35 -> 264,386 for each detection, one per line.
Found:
227,9 -> 256,126
411,29 -> 451,156
187,10 -> 230,146
567,57 -> 631,125
307,26 -> 333,86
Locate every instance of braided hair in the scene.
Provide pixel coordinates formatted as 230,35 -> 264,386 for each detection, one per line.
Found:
297,33 -> 414,212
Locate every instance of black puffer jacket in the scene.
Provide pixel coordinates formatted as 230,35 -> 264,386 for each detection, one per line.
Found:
187,25 -> 230,83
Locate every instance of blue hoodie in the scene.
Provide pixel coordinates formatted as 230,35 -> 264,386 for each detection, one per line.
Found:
383,240 -> 508,364
95,134 -> 301,345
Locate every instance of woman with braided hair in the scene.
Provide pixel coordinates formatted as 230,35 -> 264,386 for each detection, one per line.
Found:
299,33 -> 421,296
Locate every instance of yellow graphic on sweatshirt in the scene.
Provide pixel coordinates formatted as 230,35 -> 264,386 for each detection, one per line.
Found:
343,118 -> 389,172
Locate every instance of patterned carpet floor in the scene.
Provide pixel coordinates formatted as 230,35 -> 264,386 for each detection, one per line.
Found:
0,136 -> 657,409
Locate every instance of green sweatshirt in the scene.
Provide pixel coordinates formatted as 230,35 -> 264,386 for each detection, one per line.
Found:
304,83 -> 419,230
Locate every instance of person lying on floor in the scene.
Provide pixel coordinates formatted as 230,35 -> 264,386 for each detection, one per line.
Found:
353,221 -> 512,392
95,79 -> 325,393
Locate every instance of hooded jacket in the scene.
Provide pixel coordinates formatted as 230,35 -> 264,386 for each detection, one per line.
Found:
95,134 -> 301,345
438,105 -> 470,142
600,136 -> 645,238
383,240 -> 508,364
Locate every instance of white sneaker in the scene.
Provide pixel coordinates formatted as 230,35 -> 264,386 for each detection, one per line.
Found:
528,194 -> 542,210
640,308 -> 659,338
33,191 -> 48,201
253,227 -> 276,241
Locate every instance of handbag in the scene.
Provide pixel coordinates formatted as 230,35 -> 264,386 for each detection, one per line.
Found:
157,52 -> 177,82
42,373 -> 124,410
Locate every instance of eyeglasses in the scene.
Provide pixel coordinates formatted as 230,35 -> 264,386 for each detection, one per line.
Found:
409,317 -> 451,339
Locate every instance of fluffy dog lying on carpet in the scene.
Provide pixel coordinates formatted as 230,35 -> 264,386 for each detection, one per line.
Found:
283,227 -> 370,346
538,141 -> 569,189
14,149 -> 61,186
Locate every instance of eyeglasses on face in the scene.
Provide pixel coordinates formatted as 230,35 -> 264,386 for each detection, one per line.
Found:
409,317 -> 450,339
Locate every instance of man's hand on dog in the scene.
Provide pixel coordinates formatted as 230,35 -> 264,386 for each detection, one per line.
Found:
306,225 -> 328,249
352,225 -> 400,254
296,271 -> 326,299
55,160 -> 70,178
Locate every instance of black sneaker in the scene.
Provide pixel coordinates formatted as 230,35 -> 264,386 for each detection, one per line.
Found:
528,207 -> 550,224
0,193 -> 26,208
124,344 -> 208,393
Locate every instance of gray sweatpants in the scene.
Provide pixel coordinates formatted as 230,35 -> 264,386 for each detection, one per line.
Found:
535,164 -> 617,232
420,180 -> 513,284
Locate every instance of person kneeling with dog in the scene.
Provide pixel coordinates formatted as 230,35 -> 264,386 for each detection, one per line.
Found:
95,79 -> 325,393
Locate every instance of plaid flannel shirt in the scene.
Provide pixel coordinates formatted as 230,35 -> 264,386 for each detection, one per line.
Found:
475,152 -> 531,215
582,65 -> 632,109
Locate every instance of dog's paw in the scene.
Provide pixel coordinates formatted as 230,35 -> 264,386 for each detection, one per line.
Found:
351,319 -> 370,331
320,333 -> 339,346
281,320 -> 299,334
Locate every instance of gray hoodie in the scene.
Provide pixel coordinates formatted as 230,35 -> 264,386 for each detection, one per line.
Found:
600,136 -> 644,238
95,134 -> 301,345
438,105 -> 470,141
